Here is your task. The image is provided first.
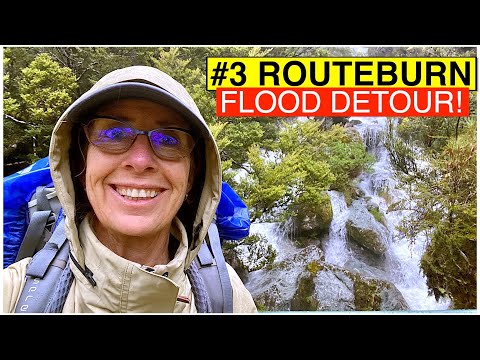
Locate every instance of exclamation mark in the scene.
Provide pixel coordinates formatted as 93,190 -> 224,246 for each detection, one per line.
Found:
457,90 -> 462,113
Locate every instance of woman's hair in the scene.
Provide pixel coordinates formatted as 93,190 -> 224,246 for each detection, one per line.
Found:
178,138 -> 205,247
68,116 -> 206,247
69,122 -> 92,227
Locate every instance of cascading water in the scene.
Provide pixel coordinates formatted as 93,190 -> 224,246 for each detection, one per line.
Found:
249,221 -> 297,263
245,116 -> 451,311
323,190 -> 350,266
333,116 -> 450,310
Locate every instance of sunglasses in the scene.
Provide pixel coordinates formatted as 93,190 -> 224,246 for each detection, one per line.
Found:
83,116 -> 196,160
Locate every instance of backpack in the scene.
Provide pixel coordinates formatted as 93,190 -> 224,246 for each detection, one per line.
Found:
3,156 -> 251,313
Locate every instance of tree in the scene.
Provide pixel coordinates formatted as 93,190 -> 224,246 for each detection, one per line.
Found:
236,119 -> 373,224
385,115 -> 476,309
6,53 -> 78,165
3,49 -> 25,170
419,121 -> 477,309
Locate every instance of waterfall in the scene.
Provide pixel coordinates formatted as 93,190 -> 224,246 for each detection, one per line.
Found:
324,190 -> 350,266
245,116 -> 451,311
249,221 -> 297,263
331,116 -> 451,310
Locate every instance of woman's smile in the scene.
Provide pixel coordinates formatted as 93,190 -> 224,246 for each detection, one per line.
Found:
114,185 -> 162,199
108,183 -> 168,207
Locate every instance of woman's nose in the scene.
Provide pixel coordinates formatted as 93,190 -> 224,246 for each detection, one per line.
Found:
122,134 -> 158,170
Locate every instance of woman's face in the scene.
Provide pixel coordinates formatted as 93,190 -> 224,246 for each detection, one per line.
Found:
83,98 -> 193,239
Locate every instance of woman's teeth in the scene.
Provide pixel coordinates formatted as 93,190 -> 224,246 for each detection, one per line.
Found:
116,187 -> 158,199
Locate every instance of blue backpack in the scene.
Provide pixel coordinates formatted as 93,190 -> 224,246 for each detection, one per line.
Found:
3,156 -> 251,313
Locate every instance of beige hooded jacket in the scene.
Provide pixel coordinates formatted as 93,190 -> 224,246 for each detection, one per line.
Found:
3,66 -> 257,313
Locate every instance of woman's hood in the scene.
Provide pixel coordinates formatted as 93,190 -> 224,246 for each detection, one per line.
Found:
49,65 -> 222,268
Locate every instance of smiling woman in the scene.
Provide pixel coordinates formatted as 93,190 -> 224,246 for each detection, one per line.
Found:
79,99 -> 195,264
3,65 -> 258,314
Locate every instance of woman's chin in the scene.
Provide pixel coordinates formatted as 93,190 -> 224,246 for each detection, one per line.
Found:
110,216 -> 164,237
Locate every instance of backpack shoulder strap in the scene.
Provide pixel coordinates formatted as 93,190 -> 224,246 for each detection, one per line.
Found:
194,222 -> 233,313
15,217 -> 71,313
15,186 -> 57,262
